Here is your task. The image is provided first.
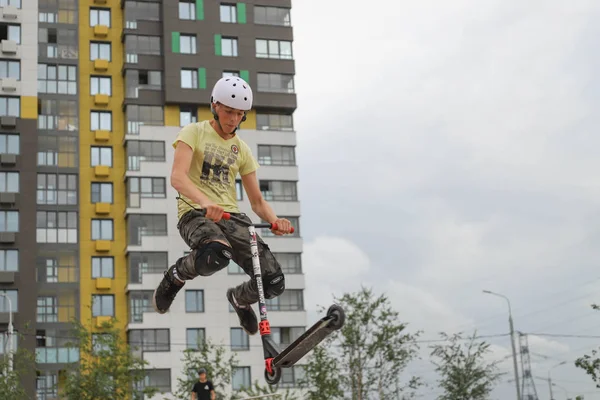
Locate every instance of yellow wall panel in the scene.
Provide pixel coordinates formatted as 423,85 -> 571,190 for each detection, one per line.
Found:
78,0 -> 128,340
164,105 -> 180,126
20,96 -> 37,119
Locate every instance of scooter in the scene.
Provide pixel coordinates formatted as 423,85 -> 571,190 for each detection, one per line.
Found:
221,211 -> 346,385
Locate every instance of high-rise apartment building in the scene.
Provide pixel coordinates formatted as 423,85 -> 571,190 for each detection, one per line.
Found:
0,0 -> 304,398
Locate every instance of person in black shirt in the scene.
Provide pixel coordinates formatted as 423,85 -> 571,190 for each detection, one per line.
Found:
191,368 -> 215,400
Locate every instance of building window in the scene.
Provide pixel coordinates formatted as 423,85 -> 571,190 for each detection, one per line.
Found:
123,1 -> 160,29
92,294 -> 114,317
37,173 -> 78,205
185,290 -> 204,313
91,111 -> 112,131
0,210 -> 17,232
1,1 -> 20,10
256,113 -> 293,131
223,70 -> 239,77
91,146 -> 112,167
90,75 -> 111,96
127,214 -> 167,245
38,64 -> 77,95
255,39 -> 293,60
91,182 -> 113,204
281,366 -> 306,387
0,60 -> 20,80
0,133 -> 18,154
37,296 -> 58,322
90,41 -> 111,60
92,257 -> 114,279
186,328 -> 205,350
0,249 -> 17,272
90,7 -> 110,27
128,252 -> 167,284
254,6 -> 291,26
180,34 -> 196,54
0,171 -> 18,193
179,106 -> 197,126
274,253 -> 302,274
257,73 -> 294,94
126,105 -> 163,135
0,23 -> 20,44
257,145 -> 295,166
232,367 -> 251,391
0,96 -> 19,117
124,35 -> 161,63
129,329 -> 170,352
178,0 -> 195,20
125,70 -> 162,98
259,180 -> 297,201
36,211 -> 77,243
230,328 -> 249,350
138,369 -> 171,394
180,69 -> 197,89
91,219 -> 113,241
129,291 -> 153,323
127,177 -> 166,208
235,180 -> 243,201
265,289 -> 303,311
220,4 -> 236,23
0,290 -> 17,312
37,136 -> 77,167
38,27 -> 78,59
221,37 -> 238,57
126,140 -> 165,171
272,327 -> 305,347
38,99 -> 78,131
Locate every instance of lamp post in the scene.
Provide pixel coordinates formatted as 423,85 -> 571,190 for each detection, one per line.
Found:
0,292 -> 14,373
548,361 -> 566,400
483,290 -> 521,400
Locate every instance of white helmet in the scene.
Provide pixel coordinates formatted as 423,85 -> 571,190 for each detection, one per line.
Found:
210,76 -> 253,111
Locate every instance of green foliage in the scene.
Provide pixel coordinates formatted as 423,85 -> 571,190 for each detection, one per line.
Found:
231,380 -> 302,400
429,331 -> 503,400
175,337 -> 239,400
61,318 -> 159,400
301,286 -> 422,400
0,331 -> 36,400
575,304 -> 600,389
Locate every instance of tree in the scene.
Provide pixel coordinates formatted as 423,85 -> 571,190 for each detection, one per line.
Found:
61,318 -> 159,400
175,337 -> 239,400
302,286 -> 423,400
297,344 -> 344,400
576,304 -> 600,388
231,380 -> 302,400
429,331 -> 503,400
0,331 -> 36,400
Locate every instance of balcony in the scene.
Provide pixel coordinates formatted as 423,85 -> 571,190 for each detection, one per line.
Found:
125,214 -> 168,252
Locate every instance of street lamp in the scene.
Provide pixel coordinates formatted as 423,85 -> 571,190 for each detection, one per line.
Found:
0,292 -> 14,373
548,360 -> 566,400
483,290 -> 521,400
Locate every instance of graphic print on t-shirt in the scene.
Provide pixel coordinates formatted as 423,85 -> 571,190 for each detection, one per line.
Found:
200,142 -> 239,190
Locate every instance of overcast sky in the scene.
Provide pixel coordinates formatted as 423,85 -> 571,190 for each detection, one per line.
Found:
289,0 -> 600,398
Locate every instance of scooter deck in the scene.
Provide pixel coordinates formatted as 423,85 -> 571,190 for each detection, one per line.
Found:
272,316 -> 336,368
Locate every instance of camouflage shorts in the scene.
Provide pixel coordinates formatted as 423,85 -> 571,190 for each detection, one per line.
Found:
174,209 -> 283,305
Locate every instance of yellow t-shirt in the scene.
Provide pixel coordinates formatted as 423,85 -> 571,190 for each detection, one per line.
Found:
173,120 -> 259,219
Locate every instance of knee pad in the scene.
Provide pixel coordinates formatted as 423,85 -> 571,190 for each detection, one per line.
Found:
194,242 -> 232,276
264,272 -> 285,299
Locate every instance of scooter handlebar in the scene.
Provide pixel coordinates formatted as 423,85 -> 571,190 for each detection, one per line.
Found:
222,212 -> 295,234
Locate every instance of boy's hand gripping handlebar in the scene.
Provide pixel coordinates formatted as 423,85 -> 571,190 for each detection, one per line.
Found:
222,211 -> 295,234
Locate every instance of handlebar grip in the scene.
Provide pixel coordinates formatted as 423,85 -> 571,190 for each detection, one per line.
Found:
222,212 -> 231,220
271,223 -> 295,233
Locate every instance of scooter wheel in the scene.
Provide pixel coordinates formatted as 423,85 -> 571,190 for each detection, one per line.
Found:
265,366 -> 282,385
327,304 -> 346,330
